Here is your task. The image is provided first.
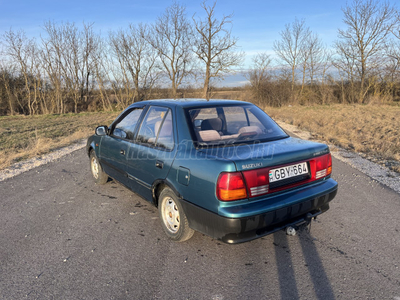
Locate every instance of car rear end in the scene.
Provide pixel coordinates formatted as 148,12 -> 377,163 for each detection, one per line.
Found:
216,146 -> 336,243
179,101 -> 338,243
180,139 -> 337,244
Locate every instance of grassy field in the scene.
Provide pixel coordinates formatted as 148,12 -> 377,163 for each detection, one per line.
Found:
265,104 -> 400,172
0,111 -> 119,170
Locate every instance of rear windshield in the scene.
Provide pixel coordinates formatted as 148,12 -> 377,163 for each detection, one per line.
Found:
186,104 -> 288,146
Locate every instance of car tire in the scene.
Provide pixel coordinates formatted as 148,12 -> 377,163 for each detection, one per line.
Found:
159,187 -> 194,242
89,150 -> 109,185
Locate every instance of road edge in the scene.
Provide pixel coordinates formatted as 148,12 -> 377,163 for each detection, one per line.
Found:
0,140 -> 86,182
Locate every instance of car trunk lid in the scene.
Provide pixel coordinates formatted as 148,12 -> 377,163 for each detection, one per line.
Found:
198,137 -> 329,171
202,137 -> 332,199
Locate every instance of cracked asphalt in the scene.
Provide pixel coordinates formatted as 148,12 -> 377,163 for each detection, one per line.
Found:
0,148 -> 399,300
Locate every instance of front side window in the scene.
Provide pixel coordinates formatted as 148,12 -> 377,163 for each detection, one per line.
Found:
137,106 -> 174,150
112,108 -> 144,140
188,104 -> 288,146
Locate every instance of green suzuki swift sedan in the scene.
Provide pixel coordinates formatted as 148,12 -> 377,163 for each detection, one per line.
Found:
87,99 -> 338,244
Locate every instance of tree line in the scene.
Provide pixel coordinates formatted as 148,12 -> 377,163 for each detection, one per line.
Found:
0,1 -> 242,115
248,0 -> 400,106
0,0 -> 400,116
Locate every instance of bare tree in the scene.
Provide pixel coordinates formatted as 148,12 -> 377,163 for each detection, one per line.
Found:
333,40 -> 360,103
147,2 -> 194,98
41,21 -> 98,113
0,62 -> 15,115
388,12 -> 400,75
273,18 -> 311,96
91,38 -> 113,111
0,62 -> 27,114
109,31 -> 133,106
81,23 -> 97,105
58,22 -> 81,113
193,0 -> 244,99
301,33 -> 326,85
30,44 -> 47,114
315,48 -> 334,104
298,33 -> 333,102
246,52 -> 272,104
41,21 -> 66,113
335,0 -> 397,103
109,23 -> 159,103
2,29 -> 37,114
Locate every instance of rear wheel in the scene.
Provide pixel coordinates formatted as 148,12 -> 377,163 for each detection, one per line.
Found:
159,188 -> 194,242
90,150 -> 108,185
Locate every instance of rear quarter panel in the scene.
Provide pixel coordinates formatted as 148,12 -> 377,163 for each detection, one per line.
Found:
167,106 -> 236,213
168,145 -> 237,214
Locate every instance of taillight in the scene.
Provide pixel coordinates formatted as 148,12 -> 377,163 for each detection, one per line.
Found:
217,153 -> 332,201
327,153 -> 332,175
315,153 -> 332,179
216,172 -> 248,201
242,169 -> 269,197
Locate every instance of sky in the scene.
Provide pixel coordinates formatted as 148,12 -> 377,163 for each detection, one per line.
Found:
0,0 -> 357,86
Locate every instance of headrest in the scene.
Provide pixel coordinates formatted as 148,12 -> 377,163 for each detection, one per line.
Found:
201,118 -> 223,131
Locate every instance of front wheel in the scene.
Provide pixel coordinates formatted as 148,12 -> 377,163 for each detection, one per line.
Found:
89,150 -> 109,185
159,188 -> 194,242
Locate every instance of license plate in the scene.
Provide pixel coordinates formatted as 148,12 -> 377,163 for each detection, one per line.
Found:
269,162 -> 308,183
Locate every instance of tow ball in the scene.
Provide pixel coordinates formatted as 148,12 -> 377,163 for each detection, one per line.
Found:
286,226 -> 297,236
286,213 -> 316,236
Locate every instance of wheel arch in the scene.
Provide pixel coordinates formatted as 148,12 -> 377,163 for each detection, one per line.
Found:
87,139 -> 97,157
88,146 -> 94,157
152,179 -> 182,207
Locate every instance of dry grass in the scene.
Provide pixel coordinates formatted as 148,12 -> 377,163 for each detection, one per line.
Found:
265,104 -> 400,173
0,111 -> 119,170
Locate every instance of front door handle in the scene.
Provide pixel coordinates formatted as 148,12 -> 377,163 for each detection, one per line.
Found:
120,149 -> 125,155
155,160 -> 164,169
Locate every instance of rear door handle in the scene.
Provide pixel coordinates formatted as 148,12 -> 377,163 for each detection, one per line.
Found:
155,160 -> 164,169
120,149 -> 125,155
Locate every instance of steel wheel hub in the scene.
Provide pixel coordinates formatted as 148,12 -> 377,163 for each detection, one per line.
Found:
91,157 -> 99,179
162,197 -> 180,233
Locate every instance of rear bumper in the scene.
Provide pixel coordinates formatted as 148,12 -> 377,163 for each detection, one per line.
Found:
180,178 -> 338,244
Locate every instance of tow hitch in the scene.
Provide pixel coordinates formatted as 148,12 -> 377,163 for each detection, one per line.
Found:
285,213 -> 316,236
286,226 -> 297,236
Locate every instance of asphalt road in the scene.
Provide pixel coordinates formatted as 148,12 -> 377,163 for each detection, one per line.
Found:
0,148 -> 399,300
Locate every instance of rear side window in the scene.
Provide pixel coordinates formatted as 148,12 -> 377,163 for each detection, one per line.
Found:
155,110 -> 174,150
137,106 -> 174,150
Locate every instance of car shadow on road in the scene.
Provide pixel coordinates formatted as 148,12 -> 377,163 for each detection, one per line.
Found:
274,230 -> 335,300
273,233 -> 299,299
298,231 -> 335,300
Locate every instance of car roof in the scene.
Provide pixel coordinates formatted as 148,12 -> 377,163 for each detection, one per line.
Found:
128,98 -> 250,109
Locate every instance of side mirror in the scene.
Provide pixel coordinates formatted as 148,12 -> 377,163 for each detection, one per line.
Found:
194,119 -> 203,128
95,125 -> 108,136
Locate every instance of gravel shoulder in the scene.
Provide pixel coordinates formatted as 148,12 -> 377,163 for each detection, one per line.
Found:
0,140 -> 86,182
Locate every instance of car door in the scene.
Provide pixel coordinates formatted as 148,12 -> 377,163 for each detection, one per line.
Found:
99,106 -> 145,187
125,106 -> 177,202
